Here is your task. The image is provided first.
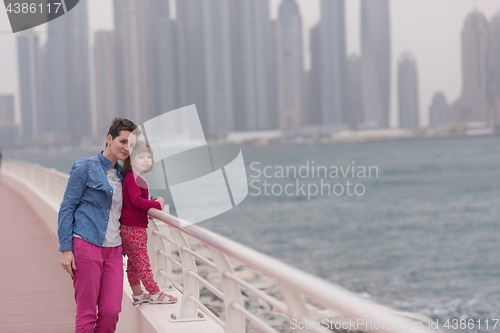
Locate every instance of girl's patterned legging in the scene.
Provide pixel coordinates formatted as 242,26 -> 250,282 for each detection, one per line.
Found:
120,225 -> 160,294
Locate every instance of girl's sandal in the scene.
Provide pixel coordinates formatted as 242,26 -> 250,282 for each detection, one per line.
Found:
132,291 -> 150,305
149,292 -> 177,304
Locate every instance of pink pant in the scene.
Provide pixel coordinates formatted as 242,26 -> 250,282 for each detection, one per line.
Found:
72,237 -> 124,333
121,226 -> 160,294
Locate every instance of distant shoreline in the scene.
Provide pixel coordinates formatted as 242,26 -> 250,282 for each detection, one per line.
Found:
3,130 -> 499,155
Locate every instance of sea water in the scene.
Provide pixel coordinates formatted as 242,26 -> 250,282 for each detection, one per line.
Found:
7,136 -> 500,331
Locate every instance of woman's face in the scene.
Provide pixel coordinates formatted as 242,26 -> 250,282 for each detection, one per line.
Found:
106,130 -> 132,163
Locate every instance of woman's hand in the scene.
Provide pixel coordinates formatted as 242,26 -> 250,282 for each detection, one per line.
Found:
61,250 -> 76,278
152,196 -> 165,211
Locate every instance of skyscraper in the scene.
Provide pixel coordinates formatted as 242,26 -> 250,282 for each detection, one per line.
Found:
346,54 -> 363,130
44,14 -> 67,139
451,10 -> 490,125
429,92 -> 449,128
397,53 -> 420,130
156,18 -> 180,118
488,12 -> 500,130
360,0 -> 391,129
202,0 -> 233,138
308,23 -> 322,125
16,30 -> 40,142
276,0 -> 304,131
44,2 -> 91,144
94,31 -> 118,136
114,0 -> 170,124
229,0 -> 245,131
177,0 -> 208,133
149,0 -> 172,120
0,95 -> 17,147
0,95 -> 15,126
230,0 -> 273,131
38,44 -> 47,136
320,0 -> 346,125
267,20 -> 279,130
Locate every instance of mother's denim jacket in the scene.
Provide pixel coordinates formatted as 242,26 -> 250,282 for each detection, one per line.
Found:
58,153 -> 125,252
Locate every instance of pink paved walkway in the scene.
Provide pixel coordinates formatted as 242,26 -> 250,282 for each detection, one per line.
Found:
0,182 -> 75,332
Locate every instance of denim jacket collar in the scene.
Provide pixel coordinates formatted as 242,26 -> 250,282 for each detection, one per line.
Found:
98,151 -> 124,179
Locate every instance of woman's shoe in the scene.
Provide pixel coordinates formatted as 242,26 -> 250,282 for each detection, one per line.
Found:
132,291 -> 150,305
150,292 -> 177,304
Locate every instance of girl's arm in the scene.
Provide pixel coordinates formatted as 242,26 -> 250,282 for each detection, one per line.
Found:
125,174 -> 162,211
58,159 -> 88,252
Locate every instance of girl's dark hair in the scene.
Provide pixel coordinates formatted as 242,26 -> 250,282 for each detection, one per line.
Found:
122,140 -> 155,174
105,117 -> 140,147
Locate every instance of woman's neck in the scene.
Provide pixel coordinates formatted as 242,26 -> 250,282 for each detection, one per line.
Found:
102,151 -> 117,166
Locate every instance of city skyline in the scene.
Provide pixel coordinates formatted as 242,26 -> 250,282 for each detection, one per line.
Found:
2,0 -> 500,134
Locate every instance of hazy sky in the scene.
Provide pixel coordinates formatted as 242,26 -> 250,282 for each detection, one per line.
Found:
2,0 -> 500,128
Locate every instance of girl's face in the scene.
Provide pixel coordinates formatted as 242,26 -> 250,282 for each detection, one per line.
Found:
131,152 -> 153,175
106,130 -> 132,164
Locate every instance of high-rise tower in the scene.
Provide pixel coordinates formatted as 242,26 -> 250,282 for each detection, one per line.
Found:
488,12 -> 500,129
452,10 -> 490,125
230,0 -> 273,131
156,18 -> 180,118
308,23 -> 322,125
320,0 -> 346,125
44,1 -> 91,143
16,30 -> 40,142
176,0 -> 208,133
346,54 -> 363,130
429,92 -> 449,128
94,31 -> 118,136
202,0 -> 233,138
114,0 -> 170,124
397,53 -> 420,130
276,0 -> 304,130
0,95 -> 17,147
360,0 -> 391,129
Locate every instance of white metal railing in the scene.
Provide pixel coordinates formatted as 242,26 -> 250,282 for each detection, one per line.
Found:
2,159 -> 69,209
146,208 -> 436,333
2,160 -> 436,333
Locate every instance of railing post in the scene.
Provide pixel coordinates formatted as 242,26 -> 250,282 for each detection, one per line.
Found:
277,283 -> 312,333
169,227 -> 200,320
147,218 -> 173,290
209,247 -> 245,333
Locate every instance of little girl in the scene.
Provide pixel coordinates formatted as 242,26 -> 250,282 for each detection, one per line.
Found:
120,140 -> 177,305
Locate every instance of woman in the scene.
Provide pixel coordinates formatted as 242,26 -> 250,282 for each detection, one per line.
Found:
58,118 -> 139,332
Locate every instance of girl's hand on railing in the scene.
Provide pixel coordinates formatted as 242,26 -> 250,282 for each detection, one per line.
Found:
61,250 -> 76,278
152,196 -> 165,211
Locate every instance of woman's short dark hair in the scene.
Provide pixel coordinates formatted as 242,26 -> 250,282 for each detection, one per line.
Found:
122,140 -> 154,174
105,117 -> 140,147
